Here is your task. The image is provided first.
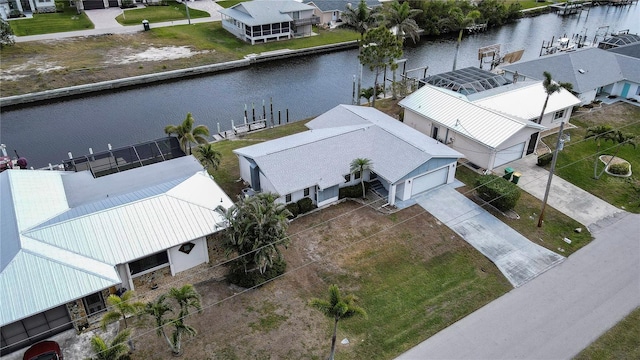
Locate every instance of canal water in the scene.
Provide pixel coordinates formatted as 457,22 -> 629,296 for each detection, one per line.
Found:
2,4 -> 639,168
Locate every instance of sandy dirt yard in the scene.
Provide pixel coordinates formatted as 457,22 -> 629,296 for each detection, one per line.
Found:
127,200 -> 484,359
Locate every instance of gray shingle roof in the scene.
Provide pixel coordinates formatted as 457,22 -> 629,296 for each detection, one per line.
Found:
219,0 -> 316,26
234,105 -> 461,195
502,47 -> 640,94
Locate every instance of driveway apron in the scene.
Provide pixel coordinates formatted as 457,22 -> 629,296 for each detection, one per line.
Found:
414,185 -> 565,287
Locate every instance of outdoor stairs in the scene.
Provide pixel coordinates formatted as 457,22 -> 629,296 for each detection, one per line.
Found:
370,179 -> 388,198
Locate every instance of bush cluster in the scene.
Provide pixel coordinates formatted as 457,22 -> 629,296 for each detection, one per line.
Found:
227,258 -> 287,288
339,183 -> 370,199
608,163 -> 630,175
475,174 -> 521,212
285,202 -> 299,219
285,197 -> 317,219
537,153 -> 553,166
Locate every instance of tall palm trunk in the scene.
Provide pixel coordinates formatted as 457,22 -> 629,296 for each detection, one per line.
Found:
537,94 -> 550,124
452,29 -> 463,71
329,318 -> 339,360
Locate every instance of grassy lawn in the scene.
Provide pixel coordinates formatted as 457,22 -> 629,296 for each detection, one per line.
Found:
455,166 -> 592,256
8,2 -> 93,36
575,307 -> 640,360
217,0 -> 250,8
117,1 -> 210,25
209,120 -> 310,197
547,103 -> 640,213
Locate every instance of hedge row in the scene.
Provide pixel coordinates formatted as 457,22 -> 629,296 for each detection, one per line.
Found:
475,174 -> 521,212
537,153 -> 553,166
339,182 -> 370,199
286,197 -> 317,219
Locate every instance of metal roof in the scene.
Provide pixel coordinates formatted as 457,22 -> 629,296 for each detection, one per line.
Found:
472,82 -> 581,121
399,85 -> 546,149
422,67 -> 511,95
234,105 -> 462,195
502,47 -> 640,94
598,34 -> 640,49
219,0 -> 315,26
0,156 -> 233,326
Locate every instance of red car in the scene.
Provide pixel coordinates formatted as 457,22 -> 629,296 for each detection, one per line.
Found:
23,341 -> 63,360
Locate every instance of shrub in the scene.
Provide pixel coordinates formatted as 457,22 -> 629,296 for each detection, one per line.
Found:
285,202 -> 299,219
608,163 -> 630,175
475,174 -> 521,212
297,197 -> 316,214
537,152 -> 553,167
226,258 -> 287,288
338,183 -> 370,199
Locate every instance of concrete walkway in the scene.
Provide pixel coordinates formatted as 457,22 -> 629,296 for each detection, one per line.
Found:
14,0 -> 223,42
414,186 -> 565,288
397,211 -> 639,360
495,154 -> 625,231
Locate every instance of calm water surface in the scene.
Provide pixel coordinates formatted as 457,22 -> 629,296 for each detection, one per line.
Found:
2,5 -> 639,167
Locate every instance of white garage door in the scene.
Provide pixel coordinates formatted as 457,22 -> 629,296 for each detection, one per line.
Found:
494,142 -> 525,167
411,167 -> 449,196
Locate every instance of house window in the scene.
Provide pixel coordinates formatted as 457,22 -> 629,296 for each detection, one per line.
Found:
636,87 -> 640,96
83,292 -> 106,316
354,171 -> 361,180
179,242 -> 195,255
129,251 -> 169,275
304,187 -> 310,197
286,194 -> 292,203
344,174 -> 351,182
554,109 -> 565,120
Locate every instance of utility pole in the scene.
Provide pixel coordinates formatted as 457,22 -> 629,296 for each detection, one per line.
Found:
538,121 -> 565,227
185,0 -> 191,25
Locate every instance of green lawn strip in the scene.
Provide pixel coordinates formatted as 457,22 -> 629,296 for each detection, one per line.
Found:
574,307 -> 640,360
455,166 -> 592,256
545,114 -> 640,213
209,121 -> 311,197
117,1 -> 210,25
338,246 -> 511,359
217,0 -> 250,8
8,6 -> 93,36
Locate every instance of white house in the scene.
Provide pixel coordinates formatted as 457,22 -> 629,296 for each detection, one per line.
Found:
0,153 -> 233,355
305,0 -> 381,28
501,43 -> 640,104
1,0 -> 55,19
233,105 -> 463,207
219,0 -> 320,44
400,84 -> 550,172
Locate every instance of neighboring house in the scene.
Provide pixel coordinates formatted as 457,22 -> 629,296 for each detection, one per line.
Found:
0,142 -> 233,355
234,104 -> 462,207
597,33 -> 640,50
1,0 -> 56,19
501,43 -> 640,104
305,0 -> 381,27
219,0 -> 320,44
401,84 -> 548,172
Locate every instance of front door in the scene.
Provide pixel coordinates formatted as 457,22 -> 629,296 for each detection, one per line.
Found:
621,83 -> 630,98
432,126 -> 439,140
526,132 -> 539,155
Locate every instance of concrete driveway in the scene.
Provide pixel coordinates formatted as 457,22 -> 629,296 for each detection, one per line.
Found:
414,185 -> 565,288
495,154 -> 625,232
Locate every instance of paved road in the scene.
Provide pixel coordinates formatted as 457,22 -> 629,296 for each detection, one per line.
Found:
415,186 -> 564,288
13,0 -> 223,42
397,211 -> 640,360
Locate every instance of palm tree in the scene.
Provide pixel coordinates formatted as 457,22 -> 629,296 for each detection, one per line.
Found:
100,290 -> 144,330
341,0 -> 382,41
144,294 -> 173,340
217,193 -> 292,275
194,143 -> 221,172
167,285 -> 202,356
309,285 -> 366,360
350,158 -> 373,199
90,328 -> 131,360
535,72 -> 573,125
359,26 -> 403,106
383,0 -> 422,44
164,112 -> 210,155
448,9 -> 481,71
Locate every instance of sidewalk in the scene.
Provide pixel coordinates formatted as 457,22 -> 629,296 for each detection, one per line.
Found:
14,0 -> 223,43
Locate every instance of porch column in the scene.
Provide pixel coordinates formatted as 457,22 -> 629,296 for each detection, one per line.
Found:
388,183 -> 397,206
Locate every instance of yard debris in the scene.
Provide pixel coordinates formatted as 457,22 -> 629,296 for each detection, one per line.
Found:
574,227 -> 582,233
563,237 -> 572,244
341,338 -> 350,345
